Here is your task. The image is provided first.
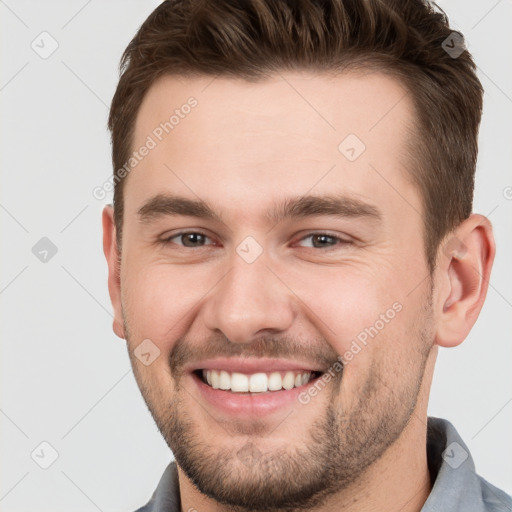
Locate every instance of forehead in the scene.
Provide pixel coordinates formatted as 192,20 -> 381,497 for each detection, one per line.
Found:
125,70 -> 419,226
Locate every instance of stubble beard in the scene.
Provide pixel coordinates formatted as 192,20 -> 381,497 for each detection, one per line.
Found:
125,293 -> 435,511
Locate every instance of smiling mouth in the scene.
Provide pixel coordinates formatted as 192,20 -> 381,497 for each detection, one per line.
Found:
193,369 -> 324,394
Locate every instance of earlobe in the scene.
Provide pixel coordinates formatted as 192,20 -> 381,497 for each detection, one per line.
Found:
102,205 -> 126,340
434,214 -> 495,348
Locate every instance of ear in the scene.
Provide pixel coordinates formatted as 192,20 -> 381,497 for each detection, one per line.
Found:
102,205 -> 126,339
434,214 -> 495,348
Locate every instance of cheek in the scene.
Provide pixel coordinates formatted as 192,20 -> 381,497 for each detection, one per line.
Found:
122,245 -> 420,366
122,261 -> 216,349
297,264 -> 398,330
286,262 -> 412,375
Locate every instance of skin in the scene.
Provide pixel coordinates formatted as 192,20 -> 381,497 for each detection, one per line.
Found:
102,71 -> 495,512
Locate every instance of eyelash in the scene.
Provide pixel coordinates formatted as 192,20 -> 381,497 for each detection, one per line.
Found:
160,231 -> 353,250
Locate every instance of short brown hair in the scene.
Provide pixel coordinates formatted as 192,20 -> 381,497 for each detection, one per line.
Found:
108,0 -> 483,273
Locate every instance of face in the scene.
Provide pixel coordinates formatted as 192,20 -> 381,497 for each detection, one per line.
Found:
112,71 -> 437,510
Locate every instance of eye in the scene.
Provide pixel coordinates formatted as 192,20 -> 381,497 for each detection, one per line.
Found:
161,231 -> 215,248
295,232 -> 352,249
159,231 -> 352,251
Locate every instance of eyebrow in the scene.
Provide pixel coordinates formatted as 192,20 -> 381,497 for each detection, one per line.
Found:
137,193 -> 382,226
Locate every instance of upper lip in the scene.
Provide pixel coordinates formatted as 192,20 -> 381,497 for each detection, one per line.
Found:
186,357 -> 326,374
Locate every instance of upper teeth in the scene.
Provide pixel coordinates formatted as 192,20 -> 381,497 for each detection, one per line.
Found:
202,370 -> 314,393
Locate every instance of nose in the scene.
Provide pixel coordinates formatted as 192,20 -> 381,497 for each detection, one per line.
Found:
200,250 -> 296,344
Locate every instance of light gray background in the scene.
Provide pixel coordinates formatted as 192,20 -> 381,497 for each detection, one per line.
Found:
1,1 -> 511,510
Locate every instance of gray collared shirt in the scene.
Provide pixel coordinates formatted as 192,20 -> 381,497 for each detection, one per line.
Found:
135,417 -> 512,511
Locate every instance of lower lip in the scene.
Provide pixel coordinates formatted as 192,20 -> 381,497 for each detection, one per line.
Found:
190,371 -> 323,416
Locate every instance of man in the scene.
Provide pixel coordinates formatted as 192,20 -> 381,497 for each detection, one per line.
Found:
102,0 -> 511,511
